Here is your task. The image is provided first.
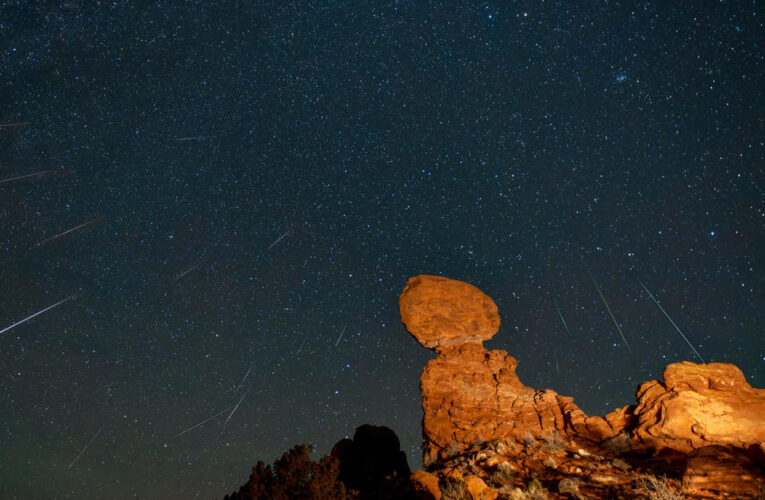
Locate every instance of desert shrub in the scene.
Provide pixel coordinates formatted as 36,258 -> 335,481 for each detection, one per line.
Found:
443,442 -> 463,458
224,444 -> 356,500
522,433 -> 537,447
439,476 -> 471,500
504,478 -> 550,500
635,474 -> 682,500
527,478 -> 550,499
487,461 -> 516,487
542,431 -> 565,451
557,477 -> 581,497
484,439 -> 502,452
603,432 -> 633,456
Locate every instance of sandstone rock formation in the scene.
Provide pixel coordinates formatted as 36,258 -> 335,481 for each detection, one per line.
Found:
400,275 -> 765,499
630,361 -> 765,454
399,275 -> 500,348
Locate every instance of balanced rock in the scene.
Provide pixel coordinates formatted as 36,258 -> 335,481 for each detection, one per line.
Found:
400,275 -> 765,498
398,275 -> 500,349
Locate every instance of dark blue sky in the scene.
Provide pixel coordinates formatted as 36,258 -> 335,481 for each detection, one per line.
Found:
1,1 -> 763,498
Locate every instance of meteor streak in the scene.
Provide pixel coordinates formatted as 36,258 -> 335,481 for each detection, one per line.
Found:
207,443 -> 222,465
174,136 -> 211,141
0,121 -> 30,130
267,230 -> 290,250
223,393 -> 247,426
174,260 -> 201,282
583,260 -> 632,354
552,349 -> 560,374
37,215 -> 103,246
0,169 -> 76,185
552,296 -> 573,340
637,278 -> 706,363
69,426 -> 103,469
233,361 -> 255,395
334,325 -> 347,347
1,171 -> 48,184
296,337 -> 308,355
170,404 -> 237,440
0,295 -> 75,336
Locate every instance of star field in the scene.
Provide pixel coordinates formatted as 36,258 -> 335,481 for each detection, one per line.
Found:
0,1 -> 763,498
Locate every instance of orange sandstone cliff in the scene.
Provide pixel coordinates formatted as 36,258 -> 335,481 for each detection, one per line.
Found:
399,274 -> 765,499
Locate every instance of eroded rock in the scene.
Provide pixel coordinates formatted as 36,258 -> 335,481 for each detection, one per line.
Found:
399,275 -> 500,349
631,361 -> 765,453
401,275 -> 765,499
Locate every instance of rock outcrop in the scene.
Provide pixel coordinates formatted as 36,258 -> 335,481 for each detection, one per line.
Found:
630,361 -> 765,454
399,275 -> 500,348
400,274 -> 765,499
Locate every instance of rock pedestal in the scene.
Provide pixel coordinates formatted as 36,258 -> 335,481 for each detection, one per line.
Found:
400,274 -> 765,499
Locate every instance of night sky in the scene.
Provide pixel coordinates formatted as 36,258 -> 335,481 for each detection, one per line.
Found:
1,1 -> 763,498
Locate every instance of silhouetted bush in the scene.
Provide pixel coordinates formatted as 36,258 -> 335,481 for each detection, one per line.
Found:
224,425 -> 416,499
224,444 -> 356,500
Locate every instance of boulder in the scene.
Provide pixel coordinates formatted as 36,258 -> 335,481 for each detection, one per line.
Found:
399,275 -> 499,349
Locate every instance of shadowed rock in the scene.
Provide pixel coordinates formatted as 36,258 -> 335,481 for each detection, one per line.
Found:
331,425 -> 416,499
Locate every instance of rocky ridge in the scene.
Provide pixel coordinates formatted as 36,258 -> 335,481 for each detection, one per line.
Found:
400,274 -> 765,499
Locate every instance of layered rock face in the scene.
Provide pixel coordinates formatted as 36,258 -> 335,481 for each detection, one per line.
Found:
400,274 -> 765,499
631,361 -> 765,454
